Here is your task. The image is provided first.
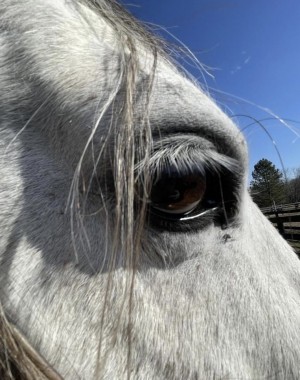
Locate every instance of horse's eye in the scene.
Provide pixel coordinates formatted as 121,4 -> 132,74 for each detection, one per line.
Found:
150,175 -> 206,215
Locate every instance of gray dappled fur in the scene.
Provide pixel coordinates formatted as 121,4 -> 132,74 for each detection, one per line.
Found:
1,0 -> 300,379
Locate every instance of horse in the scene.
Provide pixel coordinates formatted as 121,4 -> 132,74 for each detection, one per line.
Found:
1,0 -> 300,379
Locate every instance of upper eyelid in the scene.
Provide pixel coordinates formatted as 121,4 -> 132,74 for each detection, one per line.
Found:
135,136 -> 240,180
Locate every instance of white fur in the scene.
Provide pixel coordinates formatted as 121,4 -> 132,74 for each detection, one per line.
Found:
1,1 -> 300,379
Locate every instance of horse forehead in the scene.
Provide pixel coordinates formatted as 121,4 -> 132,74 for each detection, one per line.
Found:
1,0 -> 245,159
1,1 -> 223,112
1,0 -> 121,89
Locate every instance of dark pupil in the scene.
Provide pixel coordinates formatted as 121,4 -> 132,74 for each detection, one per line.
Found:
152,178 -> 185,204
151,175 -> 205,212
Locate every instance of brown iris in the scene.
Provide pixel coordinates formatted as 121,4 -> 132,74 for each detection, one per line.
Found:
150,174 -> 206,215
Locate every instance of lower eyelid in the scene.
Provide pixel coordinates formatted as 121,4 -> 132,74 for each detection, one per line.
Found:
151,205 -> 220,221
149,206 -> 222,233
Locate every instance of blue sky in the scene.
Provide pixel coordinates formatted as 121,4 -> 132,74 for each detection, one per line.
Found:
122,0 -> 300,180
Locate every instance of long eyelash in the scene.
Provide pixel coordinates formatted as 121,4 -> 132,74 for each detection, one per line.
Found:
135,135 -> 240,180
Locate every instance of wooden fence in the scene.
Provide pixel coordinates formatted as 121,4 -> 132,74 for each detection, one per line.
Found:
261,202 -> 300,241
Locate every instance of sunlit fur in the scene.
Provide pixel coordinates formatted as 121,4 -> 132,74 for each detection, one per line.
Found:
1,1 -> 300,379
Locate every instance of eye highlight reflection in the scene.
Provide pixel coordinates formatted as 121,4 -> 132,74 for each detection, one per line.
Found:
150,174 -> 206,216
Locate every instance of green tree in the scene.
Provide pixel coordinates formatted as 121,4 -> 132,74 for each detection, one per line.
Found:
286,168 -> 300,203
250,158 -> 286,208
